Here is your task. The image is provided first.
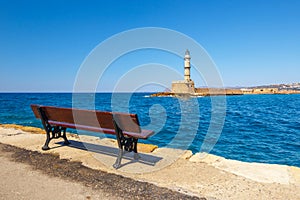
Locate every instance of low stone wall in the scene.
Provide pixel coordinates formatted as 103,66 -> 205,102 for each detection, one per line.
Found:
195,88 -> 243,96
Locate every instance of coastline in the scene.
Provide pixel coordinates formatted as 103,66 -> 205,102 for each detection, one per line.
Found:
150,89 -> 300,97
0,124 -> 299,199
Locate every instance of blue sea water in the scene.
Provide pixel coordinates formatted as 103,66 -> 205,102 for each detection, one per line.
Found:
0,93 -> 299,167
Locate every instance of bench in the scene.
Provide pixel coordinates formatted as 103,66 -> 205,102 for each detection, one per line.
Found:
31,104 -> 155,169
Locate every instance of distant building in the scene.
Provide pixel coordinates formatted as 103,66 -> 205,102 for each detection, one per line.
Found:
172,50 -> 195,94
241,88 -> 254,94
252,88 -> 278,94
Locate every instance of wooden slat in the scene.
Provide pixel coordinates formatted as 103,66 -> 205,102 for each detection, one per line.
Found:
113,113 -> 141,133
43,106 -> 75,124
31,104 -> 41,119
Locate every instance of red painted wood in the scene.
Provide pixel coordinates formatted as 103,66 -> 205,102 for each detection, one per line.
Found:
31,104 -> 154,139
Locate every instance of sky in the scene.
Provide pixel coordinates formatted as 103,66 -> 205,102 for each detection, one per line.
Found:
0,0 -> 299,92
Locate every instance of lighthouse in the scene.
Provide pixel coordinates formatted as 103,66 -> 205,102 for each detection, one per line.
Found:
171,49 -> 195,94
184,49 -> 191,81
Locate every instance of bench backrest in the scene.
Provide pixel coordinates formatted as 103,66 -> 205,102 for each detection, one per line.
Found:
31,105 -> 141,133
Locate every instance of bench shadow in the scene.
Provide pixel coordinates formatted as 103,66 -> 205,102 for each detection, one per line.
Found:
55,140 -> 162,167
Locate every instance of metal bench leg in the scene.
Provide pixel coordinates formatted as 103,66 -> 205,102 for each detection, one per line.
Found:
113,148 -> 123,169
61,128 -> 70,145
133,138 -> 140,160
41,126 -> 69,150
38,107 -> 70,150
42,131 -> 51,150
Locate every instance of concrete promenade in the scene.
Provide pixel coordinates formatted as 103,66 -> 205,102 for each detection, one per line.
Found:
0,125 -> 299,200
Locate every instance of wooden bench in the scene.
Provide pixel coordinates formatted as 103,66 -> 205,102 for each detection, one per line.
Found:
31,104 -> 155,169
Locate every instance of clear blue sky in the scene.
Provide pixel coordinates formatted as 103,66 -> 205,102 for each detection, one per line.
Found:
0,0 -> 299,92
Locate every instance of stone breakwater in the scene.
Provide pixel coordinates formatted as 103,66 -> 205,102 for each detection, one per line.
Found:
151,88 -> 300,97
0,124 -> 299,200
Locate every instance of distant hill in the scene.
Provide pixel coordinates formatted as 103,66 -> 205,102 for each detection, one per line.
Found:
245,83 -> 300,91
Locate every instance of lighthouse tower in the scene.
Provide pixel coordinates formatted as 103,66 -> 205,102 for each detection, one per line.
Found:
171,49 -> 195,94
184,49 -> 191,81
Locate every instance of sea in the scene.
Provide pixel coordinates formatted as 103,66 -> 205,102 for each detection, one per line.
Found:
0,93 -> 299,167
